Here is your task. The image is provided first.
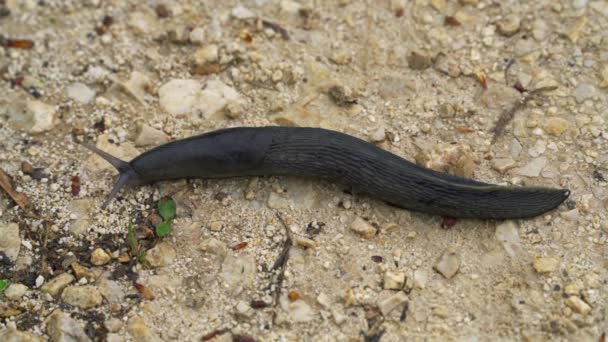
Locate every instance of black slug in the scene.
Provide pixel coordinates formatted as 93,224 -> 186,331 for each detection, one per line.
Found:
85,126 -> 569,219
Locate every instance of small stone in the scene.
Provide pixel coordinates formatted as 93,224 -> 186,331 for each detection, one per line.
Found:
492,158 -> 517,174
0,222 -> 20,262
515,157 -> 547,177
295,237 -> 316,248
332,309 -> 347,325
128,12 -> 160,36
90,248 -> 111,266
544,117 -> 572,136
377,291 -> 408,316
104,318 -> 123,333
67,199 -> 94,235
438,103 -> 455,118
231,6 -> 256,19
407,51 -> 432,70
4,283 -> 28,300
199,238 -> 227,259
413,269 -> 428,289
168,25 -> 190,44
198,80 -> 245,119
564,280 -> 583,296
533,256 -> 559,274
144,242 -> 176,268
528,139 -> 546,158
566,17 -> 587,43
135,124 -> 169,146
370,127 -> 386,142
434,54 -> 461,77
98,278 -> 124,304
189,27 -> 205,44
121,71 -> 151,104
495,220 -> 520,257
383,271 -> 406,290
496,14 -> 520,36
433,248 -> 460,279
267,192 -> 291,209
41,273 -> 75,297
158,79 -> 202,116
35,275 -> 44,288
288,300 -> 315,322
127,315 -> 162,342
209,221 -> 223,231
572,83 -> 595,103
8,99 -> 57,133
560,209 -> 579,222
66,82 -> 96,104
61,285 -> 103,309
71,263 -> 94,280
0,328 -> 44,342
316,292 -> 331,309
192,45 -> 221,75
433,305 -> 449,318
430,0 -> 446,12
328,84 -> 357,106
235,300 -> 254,318
349,216 -> 377,239
45,310 -> 91,342
573,0 -> 588,9
565,296 -> 591,315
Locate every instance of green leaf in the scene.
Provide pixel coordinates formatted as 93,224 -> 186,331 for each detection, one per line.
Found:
0,280 -> 8,293
137,252 -> 147,263
127,224 -> 138,255
156,221 -> 172,237
158,197 -> 176,221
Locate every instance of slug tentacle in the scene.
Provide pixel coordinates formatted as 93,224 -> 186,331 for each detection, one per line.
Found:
83,144 -> 141,209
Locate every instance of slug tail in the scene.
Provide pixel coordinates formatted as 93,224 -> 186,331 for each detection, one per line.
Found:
83,144 -> 139,209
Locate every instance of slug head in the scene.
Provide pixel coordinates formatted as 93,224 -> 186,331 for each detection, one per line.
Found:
83,144 -> 140,209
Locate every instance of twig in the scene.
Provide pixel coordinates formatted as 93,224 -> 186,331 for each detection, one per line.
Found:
272,212 -> 293,305
491,85 -> 558,143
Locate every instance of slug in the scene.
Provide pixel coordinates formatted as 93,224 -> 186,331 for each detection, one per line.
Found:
85,126 -> 569,219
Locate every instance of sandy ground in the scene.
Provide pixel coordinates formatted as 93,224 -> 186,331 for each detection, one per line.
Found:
0,0 -> 607,341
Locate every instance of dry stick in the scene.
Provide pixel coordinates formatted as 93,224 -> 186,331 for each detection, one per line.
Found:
272,212 -> 293,305
491,85 -> 558,143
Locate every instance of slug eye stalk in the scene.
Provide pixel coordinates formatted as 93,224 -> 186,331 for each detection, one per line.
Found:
83,143 -> 140,209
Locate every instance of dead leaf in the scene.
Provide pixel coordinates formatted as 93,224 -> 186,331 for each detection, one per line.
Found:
0,167 -> 33,212
134,283 -> 155,300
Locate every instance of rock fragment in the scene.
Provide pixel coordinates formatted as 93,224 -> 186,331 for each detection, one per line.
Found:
41,273 -> 75,297
66,82 -> 96,104
90,248 -> 111,266
144,242 -> 176,268
533,256 -> 559,274
8,100 -> 57,133
0,222 -> 20,262
61,285 -> 103,309
4,283 -> 28,300
45,310 -> 91,342
565,296 -> 591,315
377,291 -> 407,316
434,248 -> 460,279
349,216 -> 377,239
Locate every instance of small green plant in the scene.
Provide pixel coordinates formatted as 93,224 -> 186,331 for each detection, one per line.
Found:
0,279 -> 8,294
156,197 -> 176,237
127,224 -> 138,255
